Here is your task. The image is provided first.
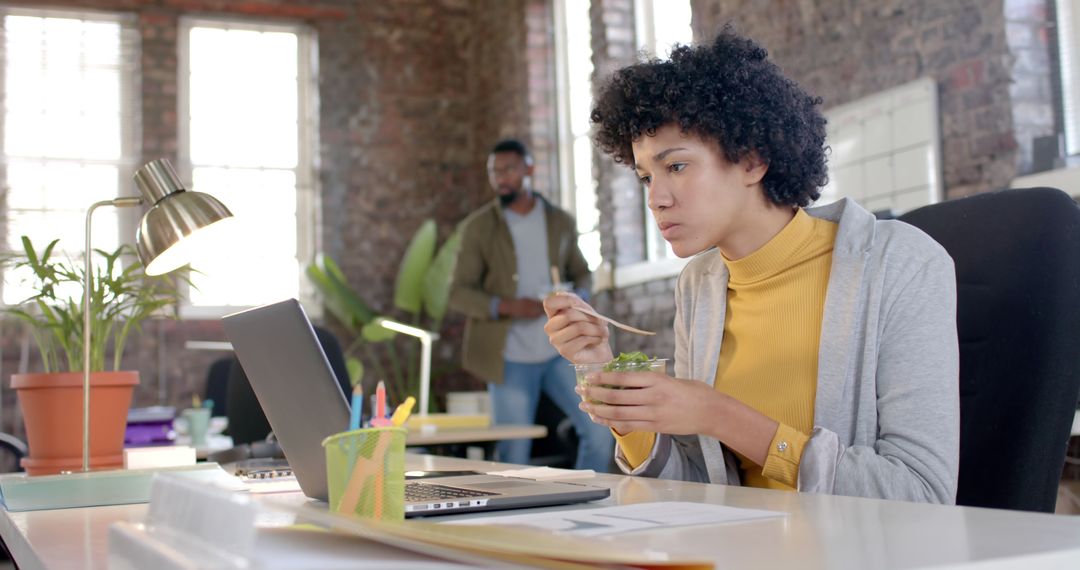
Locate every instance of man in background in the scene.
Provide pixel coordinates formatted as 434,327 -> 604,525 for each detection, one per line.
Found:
449,139 -> 613,471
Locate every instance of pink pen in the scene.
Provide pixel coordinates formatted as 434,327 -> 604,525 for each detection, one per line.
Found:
371,380 -> 392,427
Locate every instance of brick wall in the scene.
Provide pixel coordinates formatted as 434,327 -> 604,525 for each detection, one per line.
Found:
595,0 -> 1060,360
691,0 -> 1028,198
0,0 -> 536,436
1,0 -> 1065,437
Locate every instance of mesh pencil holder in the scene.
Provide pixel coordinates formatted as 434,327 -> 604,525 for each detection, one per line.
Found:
322,427 -> 407,521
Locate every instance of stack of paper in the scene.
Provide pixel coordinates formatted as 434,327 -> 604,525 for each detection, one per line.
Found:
280,499 -> 718,569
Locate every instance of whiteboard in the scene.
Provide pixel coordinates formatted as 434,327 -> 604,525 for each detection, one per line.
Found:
819,77 -> 942,216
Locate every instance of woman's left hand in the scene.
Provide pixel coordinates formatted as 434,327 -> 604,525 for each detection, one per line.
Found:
577,370 -> 721,436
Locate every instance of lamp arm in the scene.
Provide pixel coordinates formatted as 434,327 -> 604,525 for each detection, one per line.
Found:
419,336 -> 432,418
82,197 -> 143,472
374,318 -> 439,418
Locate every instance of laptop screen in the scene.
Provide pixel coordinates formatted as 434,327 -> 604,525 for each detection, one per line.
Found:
222,298 -> 350,501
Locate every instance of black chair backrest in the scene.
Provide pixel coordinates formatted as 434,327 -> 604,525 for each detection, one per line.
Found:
898,187 -> 1080,512
204,357 -> 232,417
0,432 -> 28,472
225,325 -> 351,445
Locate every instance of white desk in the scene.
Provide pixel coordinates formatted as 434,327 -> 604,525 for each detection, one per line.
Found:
3,454 -> 1080,569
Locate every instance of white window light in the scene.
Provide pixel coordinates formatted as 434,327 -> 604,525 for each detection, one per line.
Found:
0,8 -> 138,305
554,0 -> 602,271
635,0 -> 691,263
177,18 -> 318,318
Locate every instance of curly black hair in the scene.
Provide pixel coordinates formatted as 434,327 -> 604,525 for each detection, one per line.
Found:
590,27 -> 828,207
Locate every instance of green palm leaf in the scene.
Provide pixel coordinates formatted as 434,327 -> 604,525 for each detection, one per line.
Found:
421,227 -> 461,325
306,255 -> 376,331
393,220 -> 436,316
361,318 -> 397,342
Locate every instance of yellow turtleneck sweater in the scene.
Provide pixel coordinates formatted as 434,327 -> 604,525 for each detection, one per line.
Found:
615,208 -> 837,490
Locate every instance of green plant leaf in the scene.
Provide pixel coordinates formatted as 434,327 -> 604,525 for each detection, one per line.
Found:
361,318 -> 398,342
393,220 -> 436,315
306,254 -> 376,330
2,239 -> 183,373
21,236 -> 39,269
306,263 -> 357,331
345,357 -> 364,387
422,227 -> 461,325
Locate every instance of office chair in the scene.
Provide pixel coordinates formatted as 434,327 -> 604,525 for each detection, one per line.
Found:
225,325 -> 352,445
528,393 -> 579,468
0,432 -> 27,473
898,187 -> 1080,512
204,356 -> 232,418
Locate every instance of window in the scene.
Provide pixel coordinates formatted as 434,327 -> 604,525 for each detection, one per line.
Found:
635,0 -> 693,60
0,8 -> 138,305
636,0 -> 692,262
178,18 -> 317,317
554,0 -> 601,271
1059,0 -> 1080,156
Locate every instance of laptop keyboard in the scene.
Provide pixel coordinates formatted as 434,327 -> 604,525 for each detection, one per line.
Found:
405,482 -> 498,502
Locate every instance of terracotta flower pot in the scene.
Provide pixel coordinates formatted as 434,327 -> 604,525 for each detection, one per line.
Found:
11,371 -> 139,476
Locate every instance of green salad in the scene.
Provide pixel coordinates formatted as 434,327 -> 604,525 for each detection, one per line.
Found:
603,351 -> 652,372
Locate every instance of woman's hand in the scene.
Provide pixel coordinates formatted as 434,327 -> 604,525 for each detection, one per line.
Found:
543,292 -> 614,364
580,370 -> 780,466
576,370 -> 720,436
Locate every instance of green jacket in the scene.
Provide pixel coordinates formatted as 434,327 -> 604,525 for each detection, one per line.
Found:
449,196 -> 591,382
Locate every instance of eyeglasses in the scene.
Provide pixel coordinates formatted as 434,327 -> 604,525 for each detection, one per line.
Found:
487,163 -> 526,176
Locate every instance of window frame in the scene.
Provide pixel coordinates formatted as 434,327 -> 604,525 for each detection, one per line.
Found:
1058,0 -> 1080,156
552,0 -> 603,274
175,15 -> 320,319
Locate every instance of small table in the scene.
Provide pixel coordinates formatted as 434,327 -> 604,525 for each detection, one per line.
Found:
405,424 -> 547,459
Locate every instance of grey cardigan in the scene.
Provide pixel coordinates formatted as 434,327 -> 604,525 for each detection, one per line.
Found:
616,198 -> 960,504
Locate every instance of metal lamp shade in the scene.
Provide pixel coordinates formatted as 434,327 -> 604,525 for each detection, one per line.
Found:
136,192 -> 234,276
132,159 -> 234,276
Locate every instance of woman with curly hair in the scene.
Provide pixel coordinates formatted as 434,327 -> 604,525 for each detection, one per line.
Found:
543,28 -> 959,503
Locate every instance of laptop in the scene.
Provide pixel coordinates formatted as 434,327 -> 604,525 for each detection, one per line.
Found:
221,298 -> 610,517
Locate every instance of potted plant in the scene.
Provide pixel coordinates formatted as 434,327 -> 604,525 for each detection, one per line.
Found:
2,236 -> 184,475
307,219 -> 461,409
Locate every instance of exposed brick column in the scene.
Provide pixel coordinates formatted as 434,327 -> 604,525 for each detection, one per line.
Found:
591,0 -> 646,271
138,8 -> 180,167
526,0 -> 560,204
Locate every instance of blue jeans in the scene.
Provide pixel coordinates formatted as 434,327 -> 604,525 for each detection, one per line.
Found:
489,356 -> 614,472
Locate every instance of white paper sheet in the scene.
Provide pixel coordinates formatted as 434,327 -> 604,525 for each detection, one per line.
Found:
443,501 -> 785,536
486,466 -> 596,480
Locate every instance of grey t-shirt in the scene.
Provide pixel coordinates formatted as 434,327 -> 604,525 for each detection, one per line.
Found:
503,204 -> 558,363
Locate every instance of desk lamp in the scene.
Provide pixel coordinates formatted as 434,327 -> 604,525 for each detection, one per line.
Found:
0,159 -> 235,511
78,158 -> 234,471
373,318 -> 438,417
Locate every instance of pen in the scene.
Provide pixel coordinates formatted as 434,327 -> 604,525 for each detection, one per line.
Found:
348,383 -> 363,431
371,380 -> 392,427
390,396 -> 415,427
